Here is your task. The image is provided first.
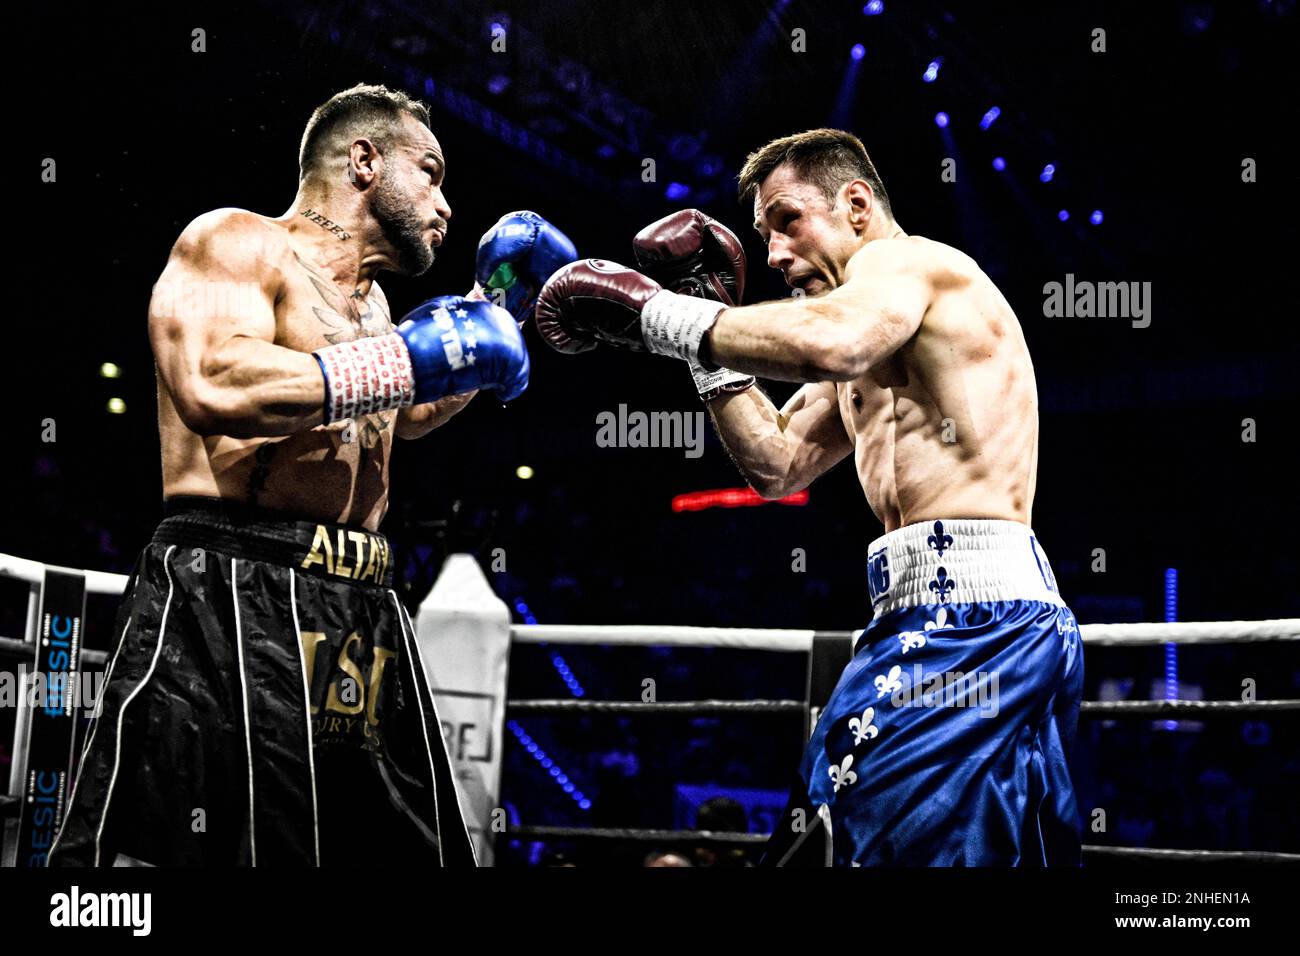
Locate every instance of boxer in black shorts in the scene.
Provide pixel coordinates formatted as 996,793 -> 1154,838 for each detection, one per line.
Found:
48,83 -> 575,866
51,499 -> 478,865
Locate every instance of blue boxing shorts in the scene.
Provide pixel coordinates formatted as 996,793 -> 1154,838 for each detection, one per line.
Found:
763,519 -> 1084,866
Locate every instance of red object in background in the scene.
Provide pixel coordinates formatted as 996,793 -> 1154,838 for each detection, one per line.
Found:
671,487 -> 809,512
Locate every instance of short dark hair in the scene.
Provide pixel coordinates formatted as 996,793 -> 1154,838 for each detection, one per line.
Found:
738,128 -> 892,218
298,83 -> 432,182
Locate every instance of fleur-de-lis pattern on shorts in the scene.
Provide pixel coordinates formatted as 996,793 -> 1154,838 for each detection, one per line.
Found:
848,707 -> 879,745
874,664 -> 903,699
926,520 -> 953,557
829,754 -> 858,792
928,567 -> 956,602
925,607 -> 953,632
899,630 -> 927,654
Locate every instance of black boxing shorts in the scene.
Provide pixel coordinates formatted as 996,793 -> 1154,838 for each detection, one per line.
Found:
48,497 -> 476,867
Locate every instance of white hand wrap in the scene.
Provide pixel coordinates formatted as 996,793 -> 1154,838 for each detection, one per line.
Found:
639,290 -> 726,365
313,333 -> 417,424
689,363 -> 755,402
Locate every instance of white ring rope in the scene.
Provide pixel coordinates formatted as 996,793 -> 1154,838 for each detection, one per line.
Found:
510,619 -> 1300,650
2,553 -> 1295,650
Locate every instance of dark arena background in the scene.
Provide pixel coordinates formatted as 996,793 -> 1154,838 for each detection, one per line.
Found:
4,0 -> 1297,927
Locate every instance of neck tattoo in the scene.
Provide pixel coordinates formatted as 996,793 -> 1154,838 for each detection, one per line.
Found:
300,207 -> 352,241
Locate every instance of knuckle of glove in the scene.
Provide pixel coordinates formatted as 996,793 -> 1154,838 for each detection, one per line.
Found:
529,228 -> 579,290
632,208 -> 709,263
535,259 -> 656,353
632,210 -> 746,306
534,309 -> 597,355
701,221 -> 746,305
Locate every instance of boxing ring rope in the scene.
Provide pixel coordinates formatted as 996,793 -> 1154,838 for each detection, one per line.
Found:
507,619 -> 1300,862
0,553 -> 133,596
2,552 -> 1297,864
511,619 -> 1300,649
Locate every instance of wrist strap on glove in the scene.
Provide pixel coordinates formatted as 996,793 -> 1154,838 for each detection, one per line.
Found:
313,333 -> 416,424
640,290 -> 725,365
689,363 -> 755,402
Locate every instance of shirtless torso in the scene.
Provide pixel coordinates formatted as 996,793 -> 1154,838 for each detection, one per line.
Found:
708,235 -> 1039,533
832,237 -> 1037,531
151,209 -> 467,531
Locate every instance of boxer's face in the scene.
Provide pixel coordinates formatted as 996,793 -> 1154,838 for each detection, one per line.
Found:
370,115 -> 451,276
754,164 -> 863,296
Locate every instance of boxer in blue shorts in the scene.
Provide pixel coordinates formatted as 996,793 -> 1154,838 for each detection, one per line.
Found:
770,519 -> 1083,864
532,127 -> 1085,865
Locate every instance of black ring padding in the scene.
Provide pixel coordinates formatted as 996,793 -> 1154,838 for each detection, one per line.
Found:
1081,699 -> 1300,715
506,698 -> 807,714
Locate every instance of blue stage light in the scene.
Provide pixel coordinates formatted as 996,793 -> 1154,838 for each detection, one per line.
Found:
1040,163 -> 1055,182
979,106 -> 1001,129
551,649 -> 585,696
864,1 -> 884,14
666,182 -> 691,201
934,112 -> 949,128
923,60 -> 940,83
1164,568 -> 1179,731
1090,209 -> 1104,225
851,44 -> 866,60
1058,210 -> 1070,221
992,156 -> 1006,171
513,600 -> 537,625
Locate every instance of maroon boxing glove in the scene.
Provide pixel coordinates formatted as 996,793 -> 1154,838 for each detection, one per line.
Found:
535,258 -> 728,363
632,209 -> 746,307
633,210 -> 756,401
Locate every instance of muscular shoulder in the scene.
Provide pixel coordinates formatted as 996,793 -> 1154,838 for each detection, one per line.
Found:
845,235 -> 978,292
170,208 -> 290,287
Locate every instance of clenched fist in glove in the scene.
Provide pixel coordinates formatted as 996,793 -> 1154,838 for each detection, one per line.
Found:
631,209 -> 756,401
631,208 -> 746,306
476,210 -> 578,323
534,257 -> 729,365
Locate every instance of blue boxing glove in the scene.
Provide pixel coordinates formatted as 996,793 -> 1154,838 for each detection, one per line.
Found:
397,296 -> 531,402
476,210 -> 578,323
313,296 -> 529,424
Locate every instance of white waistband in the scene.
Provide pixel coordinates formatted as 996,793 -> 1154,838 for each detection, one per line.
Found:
866,519 -> 1063,617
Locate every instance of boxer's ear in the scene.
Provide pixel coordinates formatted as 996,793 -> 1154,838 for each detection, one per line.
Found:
844,180 -> 875,230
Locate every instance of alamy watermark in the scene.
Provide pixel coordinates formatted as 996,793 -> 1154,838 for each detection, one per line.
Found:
596,404 -> 706,459
1042,274 -> 1151,328
889,664 -> 1000,718
1,668 -> 104,713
